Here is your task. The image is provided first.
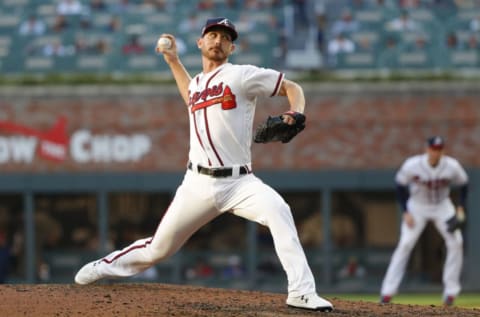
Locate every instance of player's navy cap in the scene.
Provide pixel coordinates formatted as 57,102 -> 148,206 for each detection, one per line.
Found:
202,17 -> 238,41
427,136 -> 445,149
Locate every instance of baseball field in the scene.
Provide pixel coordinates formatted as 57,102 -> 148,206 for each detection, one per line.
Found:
1,283 -> 479,316
334,292 -> 480,308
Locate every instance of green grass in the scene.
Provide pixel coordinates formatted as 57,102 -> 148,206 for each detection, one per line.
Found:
329,293 -> 480,309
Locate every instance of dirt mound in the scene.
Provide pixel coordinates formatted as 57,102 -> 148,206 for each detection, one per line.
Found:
0,283 -> 478,316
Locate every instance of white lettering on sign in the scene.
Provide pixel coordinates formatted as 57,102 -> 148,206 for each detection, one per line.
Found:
71,130 -> 151,163
0,137 -> 37,163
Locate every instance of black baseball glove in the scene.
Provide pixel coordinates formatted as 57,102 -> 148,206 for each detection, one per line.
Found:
253,111 -> 306,144
446,213 -> 466,233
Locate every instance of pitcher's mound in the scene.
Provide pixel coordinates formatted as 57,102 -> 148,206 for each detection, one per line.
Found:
0,283 -> 478,316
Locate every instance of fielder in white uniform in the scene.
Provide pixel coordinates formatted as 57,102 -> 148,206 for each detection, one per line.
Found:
75,17 -> 333,312
380,136 -> 468,306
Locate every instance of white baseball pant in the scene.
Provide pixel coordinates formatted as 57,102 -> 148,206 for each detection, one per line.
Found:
381,199 -> 463,297
93,170 -> 316,297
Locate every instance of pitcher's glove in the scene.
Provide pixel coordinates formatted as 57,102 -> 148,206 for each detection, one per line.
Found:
446,208 -> 466,233
253,111 -> 306,144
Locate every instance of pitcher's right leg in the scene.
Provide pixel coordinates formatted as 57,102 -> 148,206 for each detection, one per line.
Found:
226,175 -> 332,311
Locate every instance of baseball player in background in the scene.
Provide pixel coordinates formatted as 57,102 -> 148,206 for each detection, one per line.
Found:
380,136 -> 468,306
75,17 -> 333,312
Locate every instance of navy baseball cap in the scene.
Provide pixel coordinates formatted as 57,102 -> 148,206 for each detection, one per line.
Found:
427,136 -> 445,149
201,17 -> 238,41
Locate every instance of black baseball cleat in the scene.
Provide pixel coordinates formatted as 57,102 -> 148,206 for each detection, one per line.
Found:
286,293 -> 333,312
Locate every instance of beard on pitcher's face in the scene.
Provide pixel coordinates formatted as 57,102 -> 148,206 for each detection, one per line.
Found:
199,31 -> 234,62
203,46 -> 229,61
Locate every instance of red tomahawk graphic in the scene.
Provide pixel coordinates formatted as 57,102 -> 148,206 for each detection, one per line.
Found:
0,116 -> 69,161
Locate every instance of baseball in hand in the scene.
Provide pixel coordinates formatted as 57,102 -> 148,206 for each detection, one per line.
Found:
157,37 -> 172,50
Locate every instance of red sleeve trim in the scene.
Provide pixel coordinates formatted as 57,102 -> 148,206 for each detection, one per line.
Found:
270,73 -> 284,97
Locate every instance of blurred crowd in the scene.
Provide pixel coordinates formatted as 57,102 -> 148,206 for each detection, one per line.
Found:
8,0 -> 480,70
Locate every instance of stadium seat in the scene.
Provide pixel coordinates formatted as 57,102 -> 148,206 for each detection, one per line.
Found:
0,15 -> 20,32
398,51 -> 430,68
77,56 -> 108,70
24,56 -> 54,70
336,52 -> 376,69
182,53 -> 202,70
1,1 -> 478,74
231,53 -> 263,65
449,51 -> 479,67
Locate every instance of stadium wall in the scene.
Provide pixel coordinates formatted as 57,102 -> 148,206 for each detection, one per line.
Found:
1,82 -> 480,172
0,82 -> 479,290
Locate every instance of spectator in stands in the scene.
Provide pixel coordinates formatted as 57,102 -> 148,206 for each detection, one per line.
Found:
94,39 -> 110,54
74,37 -> 90,54
466,34 -> 480,49
19,14 -> 46,36
377,36 -> 399,69
337,256 -> 366,280
57,0 -> 84,15
446,32 -> 460,50
408,34 -> 429,52
327,32 -> 355,56
79,16 -> 92,30
470,14 -> 480,32
105,15 -> 122,33
223,0 -> 241,9
386,10 -> 419,32
291,0 -> 309,27
221,255 -> 245,279
74,37 -> 109,55
51,15 -> 70,33
122,34 -> 145,55
314,1 -> 328,56
363,0 -> 399,18
244,0 -> 262,10
141,0 -> 167,11
184,256 -> 214,280
327,32 -> 356,67
90,0 -> 107,11
399,0 -> 421,8
197,0 -> 215,10
42,39 -> 74,57
331,9 -> 360,36
355,34 -> 374,52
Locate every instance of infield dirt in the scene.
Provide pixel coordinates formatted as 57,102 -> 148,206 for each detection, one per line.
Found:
1,283 -> 479,316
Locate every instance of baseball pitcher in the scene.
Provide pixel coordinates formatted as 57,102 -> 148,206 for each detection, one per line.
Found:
380,136 -> 468,306
75,17 -> 333,312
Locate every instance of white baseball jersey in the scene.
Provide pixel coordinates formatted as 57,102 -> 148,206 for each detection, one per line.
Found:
396,153 -> 468,206
187,63 -> 284,168
78,62 -> 319,298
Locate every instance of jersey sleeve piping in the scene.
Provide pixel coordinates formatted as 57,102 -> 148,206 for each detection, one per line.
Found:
270,72 -> 285,97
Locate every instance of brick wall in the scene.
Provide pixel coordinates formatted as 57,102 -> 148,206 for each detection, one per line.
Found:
0,83 -> 478,172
